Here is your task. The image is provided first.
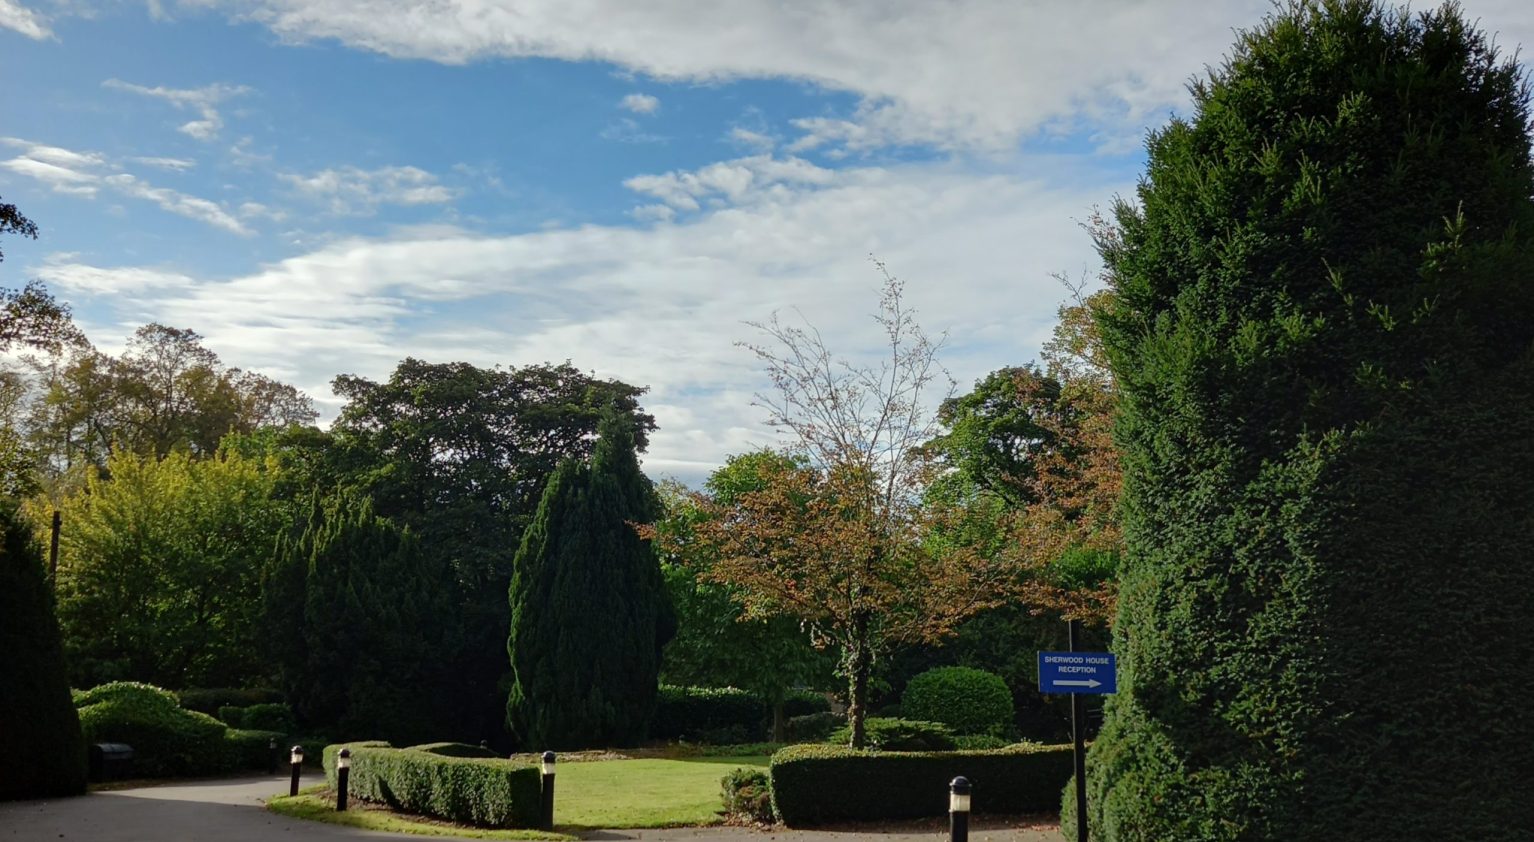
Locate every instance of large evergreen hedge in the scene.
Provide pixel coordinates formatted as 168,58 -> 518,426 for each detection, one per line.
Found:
506,413 -> 675,749
0,501 -> 86,800
1082,2 -> 1534,839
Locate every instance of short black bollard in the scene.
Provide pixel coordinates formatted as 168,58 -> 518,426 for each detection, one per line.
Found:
336,748 -> 351,812
289,745 -> 304,797
268,738 -> 278,775
540,751 -> 556,830
949,776 -> 971,842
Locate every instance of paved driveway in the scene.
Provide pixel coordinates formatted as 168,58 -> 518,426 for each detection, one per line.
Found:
0,775 -> 1059,842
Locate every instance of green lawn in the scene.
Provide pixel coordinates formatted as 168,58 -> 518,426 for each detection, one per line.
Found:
552,755 -> 770,829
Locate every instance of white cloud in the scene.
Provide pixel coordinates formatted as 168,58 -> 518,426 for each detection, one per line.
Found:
36,259 -> 197,295
619,92 -> 660,114
624,154 -> 835,212
0,138 -> 251,234
281,165 -> 457,214
728,126 -> 776,152
194,0 -> 1264,151
102,174 -> 251,235
50,153 -> 1117,483
131,156 -> 197,171
102,79 -> 251,141
0,0 -> 50,39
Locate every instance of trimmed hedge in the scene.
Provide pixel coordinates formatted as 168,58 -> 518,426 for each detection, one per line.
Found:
407,742 -> 499,758
770,743 -> 1073,826
176,687 -> 283,715
323,743 -> 540,828
786,712 -> 841,743
76,682 -> 229,777
217,703 -> 296,734
902,667 -> 1013,737
652,686 -> 833,742
651,686 -> 764,741
827,718 -> 956,751
781,690 -> 832,718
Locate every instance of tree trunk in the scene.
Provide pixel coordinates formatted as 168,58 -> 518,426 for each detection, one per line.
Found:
771,697 -> 787,743
846,611 -> 872,748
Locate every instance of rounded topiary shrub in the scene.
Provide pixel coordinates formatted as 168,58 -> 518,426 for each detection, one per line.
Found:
901,667 -> 1013,737
76,681 -> 229,777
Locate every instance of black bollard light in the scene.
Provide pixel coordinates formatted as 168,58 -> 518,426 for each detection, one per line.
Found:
289,745 -> 304,797
949,776 -> 972,842
268,737 -> 278,775
540,751 -> 556,830
336,748 -> 351,812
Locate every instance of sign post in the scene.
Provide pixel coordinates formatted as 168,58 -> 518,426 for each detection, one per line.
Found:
1038,622 -> 1117,842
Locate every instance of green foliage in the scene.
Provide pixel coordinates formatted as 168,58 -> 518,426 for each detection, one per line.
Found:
953,735 -> 1010,751
769,743 -> 1074,825
507,414 -> 674,749
901,666 -> 1013,736
654,460 -> 837,741
24,324 -> 315,481
781,690 -> 831,718
217,702 -> 295,733
651,686 -> 765,742
328,359 -> 657,743
408,742 -> 500,758
266,494 -> 457,745
52,448 -> 288,688
826,718 -> 955,752
0,499 -> 86,800
720,768 -> 775,824
75,681 -> 229,777
222,728 -> 286,770
785,713 -> 841,743
1086,3 -> 1534,839
322,743 -> 541,828
176,687 -> 283,714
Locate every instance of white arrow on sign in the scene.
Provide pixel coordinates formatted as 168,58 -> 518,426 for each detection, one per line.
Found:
1054,679 -> 1101,688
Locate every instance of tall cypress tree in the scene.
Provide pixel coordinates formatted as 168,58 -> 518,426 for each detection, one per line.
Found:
1080,3 -> 1534,839
266,494 -> 456,744
507,414 -> 674,749
0,501 -> 86,799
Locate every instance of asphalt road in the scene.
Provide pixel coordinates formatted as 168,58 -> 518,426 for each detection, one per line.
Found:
0,775 -> 1059,842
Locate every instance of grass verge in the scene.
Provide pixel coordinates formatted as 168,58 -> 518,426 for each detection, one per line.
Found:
552,755 -> 770,829
267,792 -> 575,840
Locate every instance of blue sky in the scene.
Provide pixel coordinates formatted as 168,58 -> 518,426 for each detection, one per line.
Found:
4,0 -> 1532,483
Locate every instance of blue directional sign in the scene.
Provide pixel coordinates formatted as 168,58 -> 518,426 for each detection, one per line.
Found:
1038,651 -> 1117,695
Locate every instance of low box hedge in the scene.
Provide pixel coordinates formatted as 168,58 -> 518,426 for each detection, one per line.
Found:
769,743 -> 1074,826
323,742 -> 540,828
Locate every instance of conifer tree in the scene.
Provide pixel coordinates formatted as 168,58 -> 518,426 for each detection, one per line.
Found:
0,500 -> 86,800
267,494 -> 456,744
507,414 -> 674,749
1081,3 -> 1534,838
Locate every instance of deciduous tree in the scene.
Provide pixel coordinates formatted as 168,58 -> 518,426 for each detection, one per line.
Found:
669,266 -> 1019,747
